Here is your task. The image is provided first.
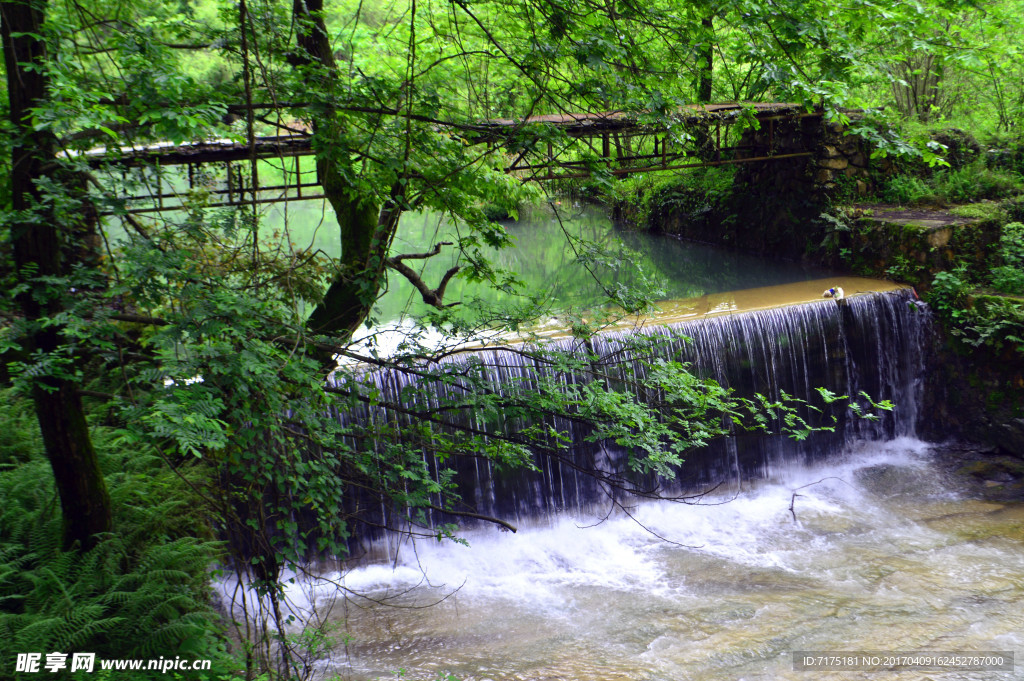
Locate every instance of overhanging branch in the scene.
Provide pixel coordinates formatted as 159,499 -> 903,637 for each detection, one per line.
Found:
385,242 -> 461,308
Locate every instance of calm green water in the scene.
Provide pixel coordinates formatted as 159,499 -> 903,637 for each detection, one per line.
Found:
105,197 -> 832,325
267,201 -> 834,325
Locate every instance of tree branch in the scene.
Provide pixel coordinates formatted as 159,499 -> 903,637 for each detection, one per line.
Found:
423,504 -> 517,532
385,242 -> 461,308
108,313 -> 169,326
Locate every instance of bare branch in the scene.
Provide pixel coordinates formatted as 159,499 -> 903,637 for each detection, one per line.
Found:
423,504 -> 517,532
388,241 -> 452,262
385,243 -> 462,308
788,476 -> 851,522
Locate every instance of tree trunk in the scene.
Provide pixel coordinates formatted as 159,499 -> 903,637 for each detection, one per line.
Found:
698,16 -> 713,103
291,0 -> 402,344
2,0 -> 112,549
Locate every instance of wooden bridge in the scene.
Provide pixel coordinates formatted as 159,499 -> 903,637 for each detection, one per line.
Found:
87,102 -> 823,215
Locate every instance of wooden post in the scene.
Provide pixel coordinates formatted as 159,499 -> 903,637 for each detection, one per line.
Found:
249,158 -> 259,205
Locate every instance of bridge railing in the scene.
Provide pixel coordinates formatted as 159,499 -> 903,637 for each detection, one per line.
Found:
84,103 -> 823,215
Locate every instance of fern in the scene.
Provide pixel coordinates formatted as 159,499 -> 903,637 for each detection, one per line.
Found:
0,394 -> 237,679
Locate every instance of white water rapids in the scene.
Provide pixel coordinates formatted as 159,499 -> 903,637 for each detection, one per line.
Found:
269,438 -> 1024,680
215,279 -> 1020,680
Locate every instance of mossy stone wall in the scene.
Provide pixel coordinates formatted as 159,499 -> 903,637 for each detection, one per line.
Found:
827,214 -> 1002,289
648,117 -> 872,259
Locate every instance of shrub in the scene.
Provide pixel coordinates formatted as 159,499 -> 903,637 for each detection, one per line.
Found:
641,166 -> 736,226
929,265 -> 974,320
991,222 -> 1024,295
878,158 -> 1024,207
928,261 -> 1024,355
934,163 -> 1024,203
879,174 -> 935,205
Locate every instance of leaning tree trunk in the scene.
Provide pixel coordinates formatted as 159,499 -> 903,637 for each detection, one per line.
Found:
2,0 -> 112,549
291,0 -> 403,345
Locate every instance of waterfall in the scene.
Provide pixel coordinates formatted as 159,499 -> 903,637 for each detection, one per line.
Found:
331,287 -> 933,543
262,287 -> 1024,681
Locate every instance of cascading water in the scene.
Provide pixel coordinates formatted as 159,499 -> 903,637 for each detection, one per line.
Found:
230,281 -> 1024,681
314,438 -> 1023,681
333,284 -> 932,536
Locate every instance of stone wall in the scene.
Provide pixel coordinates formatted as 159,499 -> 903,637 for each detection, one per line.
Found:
736,116 -> 872,189
811,121 -> 872,192
822,208 -> 1002,289
922,324 -> 1024,461
647,115 -> 875,260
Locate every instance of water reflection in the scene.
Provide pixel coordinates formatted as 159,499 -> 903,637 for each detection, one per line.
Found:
272,201 -> 835,326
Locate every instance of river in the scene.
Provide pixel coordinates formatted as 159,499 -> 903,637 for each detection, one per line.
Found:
308,439 -> 1022,680
234,203 -> 1022,680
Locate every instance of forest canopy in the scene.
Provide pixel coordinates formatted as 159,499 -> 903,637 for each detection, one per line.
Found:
1,0 -> 1021,676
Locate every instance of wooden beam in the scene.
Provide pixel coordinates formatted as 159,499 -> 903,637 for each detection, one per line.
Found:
100,192 -> 328,216
523,152 -> 815,181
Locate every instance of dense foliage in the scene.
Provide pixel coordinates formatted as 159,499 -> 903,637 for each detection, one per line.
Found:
2,0 -> 1022,677
0,392 -> 233,679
